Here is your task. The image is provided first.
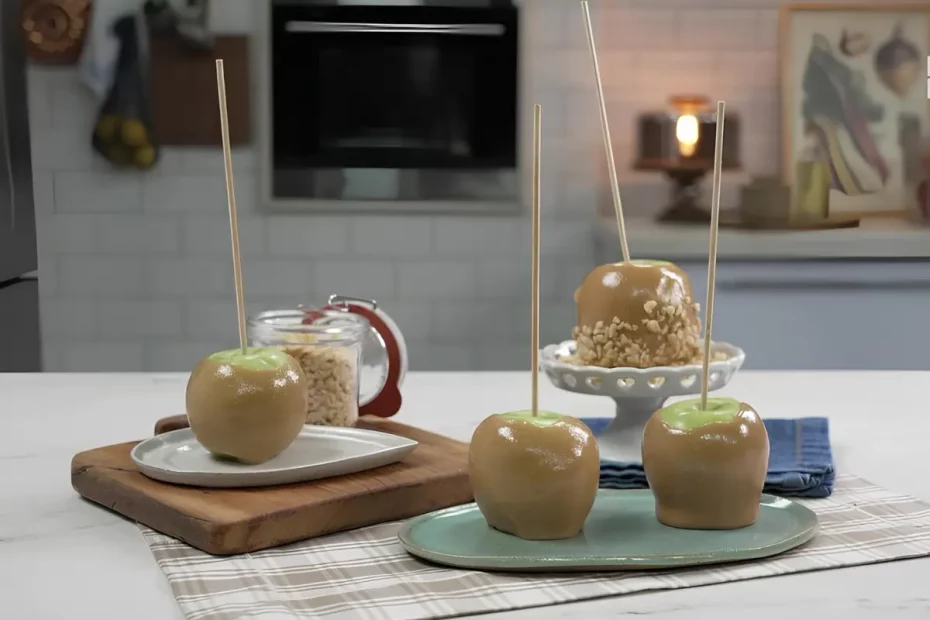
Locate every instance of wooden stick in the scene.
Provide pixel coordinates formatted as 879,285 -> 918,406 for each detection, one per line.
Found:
530,104 -> 542,418
216,59 -> 247,355
581,0 -> 630,263
700,101 -> 726,410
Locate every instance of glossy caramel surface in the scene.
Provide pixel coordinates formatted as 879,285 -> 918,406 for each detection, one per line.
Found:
469,412 -> 600,540
186,353 -> 308,465
572,261 -> 701,368
642,398 -> 770,530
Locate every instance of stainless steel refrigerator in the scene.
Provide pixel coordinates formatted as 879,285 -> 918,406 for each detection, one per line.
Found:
0,0 -> 41,372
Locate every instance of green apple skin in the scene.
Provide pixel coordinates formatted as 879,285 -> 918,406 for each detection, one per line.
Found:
186,347 -> 308,465
469,410 -> 600,540
658,397 -> 742,430
642,396 -> 770,530
206,347 -> 294,371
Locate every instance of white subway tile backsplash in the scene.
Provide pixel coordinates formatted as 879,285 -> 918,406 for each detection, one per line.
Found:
540,219 -> 597,260
462,299 -> 529,343
352,216 -> 432,257
31,128 -> 98,172
526,88 -> 567,141
37,256 -> 58,296
55,171 -> 142,213
539,301 -> 577,346
418,344 -> 476,371
315,260 -> 395,301
598,52 -> 641,102
186,300 -> 242,340
146,341 -> 223,371
755,9 -> 780,50
50,74 -> 98,131
243,260 -> 313,298
430,300 -> 484,344
178,147 -> 257,175
720,52 -> 779,89
98,300 -> 185,339
58,256 -> 144,296
26,69 -> 53,132
43,214 -> 97,253
61,342 -> 145,371
32,172 -> 55,217
396,261 -> 476,299
267,215 -> 350,256
182,215 -> 266,256
535,51 -> 596,90
146,259 -> 232,296
41,344 -> 64,371
39,298 -> 97,339
522,0 -> 567,50
375,299 -> 432,343
98,214 -> 182,254
599,9 -> 678,50
676,10 -> 762,50
560,93 -> 600,147
639,51 -> 722,98
433,217 -> 525,256
474,257 -> 562,301
141,175 -> 227,213
476,344 -> 528,371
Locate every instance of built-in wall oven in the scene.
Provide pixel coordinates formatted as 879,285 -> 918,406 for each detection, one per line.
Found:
259,0 -> 519,212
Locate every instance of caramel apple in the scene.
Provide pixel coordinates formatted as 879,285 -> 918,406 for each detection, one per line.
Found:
642,397 -> 769,530
186,347 -> 308,465
469,411 -> 600,540
572,260 -> 702,368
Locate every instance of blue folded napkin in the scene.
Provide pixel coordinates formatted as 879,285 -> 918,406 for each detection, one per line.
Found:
580,417 -> 836,498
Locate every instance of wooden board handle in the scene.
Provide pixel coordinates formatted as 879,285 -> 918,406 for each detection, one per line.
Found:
154,415 -> 190,436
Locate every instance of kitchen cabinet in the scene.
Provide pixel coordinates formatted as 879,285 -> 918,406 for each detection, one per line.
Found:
599,254 -> 930,370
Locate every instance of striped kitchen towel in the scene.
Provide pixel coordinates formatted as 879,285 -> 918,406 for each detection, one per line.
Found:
582,417 -> 836,497
141,474 -> 930,620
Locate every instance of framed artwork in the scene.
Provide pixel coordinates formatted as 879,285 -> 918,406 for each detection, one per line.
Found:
780,3 -> 930,218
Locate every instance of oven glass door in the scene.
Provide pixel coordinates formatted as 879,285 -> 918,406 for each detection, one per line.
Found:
270,3 -> 518,202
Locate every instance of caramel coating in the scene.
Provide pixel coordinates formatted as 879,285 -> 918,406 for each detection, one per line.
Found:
186,356 -> 308,465
469,412 -> 600,540
642,401 -> 770,530
572,261 -> 701,368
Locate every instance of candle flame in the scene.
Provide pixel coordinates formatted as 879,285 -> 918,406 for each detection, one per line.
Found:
676,114 -> 699,157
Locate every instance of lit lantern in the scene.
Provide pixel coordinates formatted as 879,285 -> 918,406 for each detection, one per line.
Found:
634,96 -> 741,222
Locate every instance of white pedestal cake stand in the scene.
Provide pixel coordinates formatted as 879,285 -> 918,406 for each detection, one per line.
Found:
539,340 -> 746,462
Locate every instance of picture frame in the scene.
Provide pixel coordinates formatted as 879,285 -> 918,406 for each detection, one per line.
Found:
779,3 -> 930,219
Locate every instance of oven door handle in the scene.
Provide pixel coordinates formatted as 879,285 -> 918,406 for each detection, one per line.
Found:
284,21 -> 506,36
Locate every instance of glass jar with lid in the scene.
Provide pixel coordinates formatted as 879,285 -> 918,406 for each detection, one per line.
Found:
248,295 -> 407,427
249,308 -> 366,427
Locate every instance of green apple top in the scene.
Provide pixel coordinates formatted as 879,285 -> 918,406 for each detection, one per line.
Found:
206,347 -> 293,372
659,397 -> 742,431
497,410 -> 567,427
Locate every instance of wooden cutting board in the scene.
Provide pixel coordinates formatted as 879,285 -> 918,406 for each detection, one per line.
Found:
71,416 -> 472,555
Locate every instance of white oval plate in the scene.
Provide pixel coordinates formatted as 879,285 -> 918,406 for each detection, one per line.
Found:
131,426 -> 418,488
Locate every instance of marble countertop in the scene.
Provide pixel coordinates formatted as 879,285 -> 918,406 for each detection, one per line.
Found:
602,216 -> 930,260
2,371 -> 929,618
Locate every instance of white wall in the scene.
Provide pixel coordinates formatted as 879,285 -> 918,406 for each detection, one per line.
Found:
30,0 -> 880,372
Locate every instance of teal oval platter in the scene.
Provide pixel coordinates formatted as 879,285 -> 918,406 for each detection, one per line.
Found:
398,490 -> 818,572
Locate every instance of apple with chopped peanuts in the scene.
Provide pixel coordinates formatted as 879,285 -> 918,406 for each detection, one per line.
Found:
571,260 -> 704,368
